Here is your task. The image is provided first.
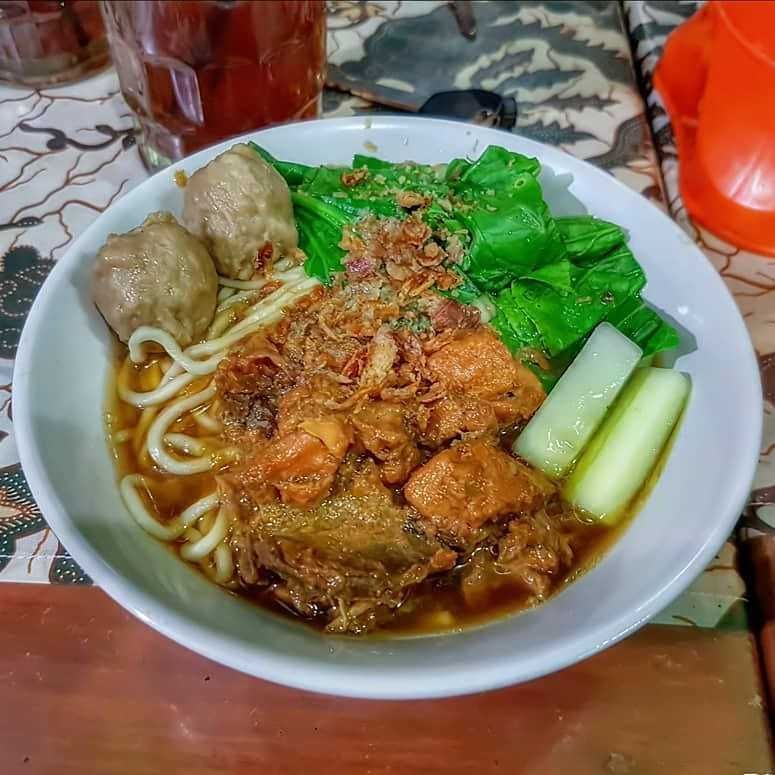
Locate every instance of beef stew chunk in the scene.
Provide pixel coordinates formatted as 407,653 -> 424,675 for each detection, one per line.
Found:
213,218 -> 590,634
231,461 -> 455,633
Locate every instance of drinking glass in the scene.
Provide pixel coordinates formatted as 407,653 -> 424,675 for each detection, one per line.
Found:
101,0 -> 327,170
0,0 -> 108,86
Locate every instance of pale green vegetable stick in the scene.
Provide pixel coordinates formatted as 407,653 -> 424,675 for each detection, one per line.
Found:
564,367 -> 690,524
514,323 -> 642,478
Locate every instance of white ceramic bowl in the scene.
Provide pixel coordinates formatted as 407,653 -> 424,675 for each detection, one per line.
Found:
14,117 -> 762,699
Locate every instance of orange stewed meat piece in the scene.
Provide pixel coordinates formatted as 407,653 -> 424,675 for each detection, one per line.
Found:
428,328 -> 526,398
352,401 -> 421,485
422,396 -> 499,446
404,439 -> 551,541
262,427 -> 348,509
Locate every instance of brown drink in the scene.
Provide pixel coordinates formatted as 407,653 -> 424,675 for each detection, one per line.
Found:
0,0 -> 108,86
101,0 -> 326,169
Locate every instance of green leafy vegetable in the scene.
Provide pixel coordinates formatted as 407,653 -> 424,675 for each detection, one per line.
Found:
249,142 -> 310,187
291,192 -> 349,282
352,154 -> 448,196
248,142 -> 680,387
556,216 -> 627,265
455,145 -> 540,186
444,157 -> 471,182
490,236 -> 677,384
604,295 -> 680,356
252,143 -> 460,283
492,245 -> 641,357
445,273 -> 483,305
449,146 -> 568,292
486,213 -> 678,376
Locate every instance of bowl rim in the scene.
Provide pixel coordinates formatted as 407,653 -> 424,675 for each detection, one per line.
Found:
12,115 -> 763,699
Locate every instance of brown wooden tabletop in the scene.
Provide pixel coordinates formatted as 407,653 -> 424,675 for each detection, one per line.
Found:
0,584 -> 771,775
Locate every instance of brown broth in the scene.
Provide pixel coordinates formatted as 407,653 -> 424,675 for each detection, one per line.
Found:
106,349 -> 223,524
107,344 -> 648,638
378,521 -> 623,637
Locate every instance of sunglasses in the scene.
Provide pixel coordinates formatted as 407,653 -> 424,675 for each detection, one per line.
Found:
418,89 -> 517,130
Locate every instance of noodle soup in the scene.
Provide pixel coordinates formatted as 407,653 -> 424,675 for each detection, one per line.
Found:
108,267 -> 317,588
106,261 -> 630,636
95,140 -> 688,636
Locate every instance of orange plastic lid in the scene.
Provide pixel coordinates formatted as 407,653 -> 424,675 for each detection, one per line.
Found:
654,1 -> 775,257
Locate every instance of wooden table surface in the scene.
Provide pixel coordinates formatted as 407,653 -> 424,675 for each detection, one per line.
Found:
0,584 -> 771,775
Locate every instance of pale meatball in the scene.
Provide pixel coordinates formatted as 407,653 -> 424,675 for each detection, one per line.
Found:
182,143 -> 298,280
92,212 -> 217,347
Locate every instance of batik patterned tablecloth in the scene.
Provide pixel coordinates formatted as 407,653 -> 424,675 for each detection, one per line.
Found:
0,2 -> 754,631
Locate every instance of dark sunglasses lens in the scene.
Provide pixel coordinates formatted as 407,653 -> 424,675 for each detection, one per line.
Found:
419,89 -> 517,130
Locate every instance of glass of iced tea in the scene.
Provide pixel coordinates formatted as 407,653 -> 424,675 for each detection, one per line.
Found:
0,0 -> 108,86
101,0 -> 326,170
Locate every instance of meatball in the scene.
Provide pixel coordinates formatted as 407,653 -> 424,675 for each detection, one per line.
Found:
182,143 -> 298,280
92,211 -> 217,347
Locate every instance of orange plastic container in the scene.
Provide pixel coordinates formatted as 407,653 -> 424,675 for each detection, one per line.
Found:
654,0 -> 775,256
